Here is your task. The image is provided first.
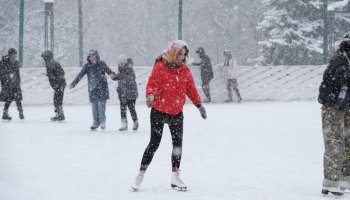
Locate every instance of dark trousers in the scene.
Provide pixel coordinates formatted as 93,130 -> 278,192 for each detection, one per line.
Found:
227,79 -> 241,100
140,108 -> 184,170
120,100 -> 138,122
4,100 -> 23,113
202,81 -> 211,100
53,86 -> 65,112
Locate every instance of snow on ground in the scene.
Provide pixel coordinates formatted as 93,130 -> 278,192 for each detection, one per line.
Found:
0,101 -> 340,200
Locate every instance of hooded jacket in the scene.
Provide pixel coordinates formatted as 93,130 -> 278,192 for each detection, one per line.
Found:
0,55 -> 22,101
114,62 -> 138,102
42,50 -> 66,89
223,53 -> 238,80
71,51 -> 115,103
318,52 -> 350,111
192,49 -> 214,83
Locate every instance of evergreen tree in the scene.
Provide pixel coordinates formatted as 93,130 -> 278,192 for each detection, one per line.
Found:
257,0 -> 323,65
328,0 -> 350,54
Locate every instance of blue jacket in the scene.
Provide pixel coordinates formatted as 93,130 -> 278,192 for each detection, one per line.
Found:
114,63 -> 138,103
71,53 -> 114,103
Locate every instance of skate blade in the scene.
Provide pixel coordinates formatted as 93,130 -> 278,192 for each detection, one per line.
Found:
51,120 -> 65,123
131,186 -> 139,192
171,184 -> 187,192
322,188 -> 344,198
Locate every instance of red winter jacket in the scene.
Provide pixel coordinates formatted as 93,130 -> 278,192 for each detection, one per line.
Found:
146,60 -> 202,115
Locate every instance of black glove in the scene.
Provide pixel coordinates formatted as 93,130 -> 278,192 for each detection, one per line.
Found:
196,104 -> 207,119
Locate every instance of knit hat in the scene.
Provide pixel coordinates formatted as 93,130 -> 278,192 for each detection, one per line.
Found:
88,50 -> 98,57
118,55 -> 128,65
8,48 -> 17,55
41,50 -> 53,60
196,47 -> 205,55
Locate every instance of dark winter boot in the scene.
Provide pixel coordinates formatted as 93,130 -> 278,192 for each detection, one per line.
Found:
51,107 -> 65,121
57,106 -> 65,121
203,98 -> 211,103
225,89 -> 233,103
2,110 -> 12,121
224,93 -> 233,103
203,94 -> 211,103
119,118 -> 128,131
50,112 -> 59,121
133,120 -> 139,131
19,111 -> 24,120
90,124 -> 99,130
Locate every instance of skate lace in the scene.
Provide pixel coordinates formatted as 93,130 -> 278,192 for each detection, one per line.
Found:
135,171 -> 145,185
175,171 -> 184,184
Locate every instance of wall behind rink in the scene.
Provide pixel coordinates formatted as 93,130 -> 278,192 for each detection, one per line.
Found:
0,65 -> 325,106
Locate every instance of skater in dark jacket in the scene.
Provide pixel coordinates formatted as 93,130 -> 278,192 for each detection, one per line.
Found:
192,47 -> 214,102
0,48 -> 24,120
318,39 -> 350,196
131,40 -> 207,191
41,50 -> 66,121
69,50 -> 116,130
113,55 -> 139,131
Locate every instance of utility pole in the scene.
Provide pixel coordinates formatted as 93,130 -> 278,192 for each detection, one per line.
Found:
44,0 -> 54,53
178,0 -> 183,40
19,0 -> 24,66
78,0 -> 83,67
322,0 -> 329,64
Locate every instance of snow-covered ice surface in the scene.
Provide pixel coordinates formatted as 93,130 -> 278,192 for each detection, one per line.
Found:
0,101 -> 340,200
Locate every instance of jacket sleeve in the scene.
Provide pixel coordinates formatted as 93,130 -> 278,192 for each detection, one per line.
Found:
100,61 -> 114,75
129,67 -> 136,80
15,61 -> 21,83
71,65 -> 87,86
113,73 -> 121,81
185,68 -> 202,105
146,62 -> 162,97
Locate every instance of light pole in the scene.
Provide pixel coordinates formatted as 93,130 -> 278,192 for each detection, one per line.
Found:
19,0 -> 24,66
178,0 -> 183,40
78,0 -> 83,67
44,0 -> 54,53
322,0 -> 329,64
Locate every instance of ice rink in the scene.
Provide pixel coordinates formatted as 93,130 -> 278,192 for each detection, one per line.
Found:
0,101 -> 338,200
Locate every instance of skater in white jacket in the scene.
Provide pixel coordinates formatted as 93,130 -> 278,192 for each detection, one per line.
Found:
223,50 -> 242,102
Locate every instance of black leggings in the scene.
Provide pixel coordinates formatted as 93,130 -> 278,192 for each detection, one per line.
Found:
4,100 -> 23,113
140,108 -> 183,170
120,100 -> 138,121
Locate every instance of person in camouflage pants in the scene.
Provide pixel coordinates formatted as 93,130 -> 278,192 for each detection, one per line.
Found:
319,39 -> 350,195
322,106 -> 350,182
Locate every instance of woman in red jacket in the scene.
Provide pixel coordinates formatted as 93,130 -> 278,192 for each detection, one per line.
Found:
132,40 -> 207,191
